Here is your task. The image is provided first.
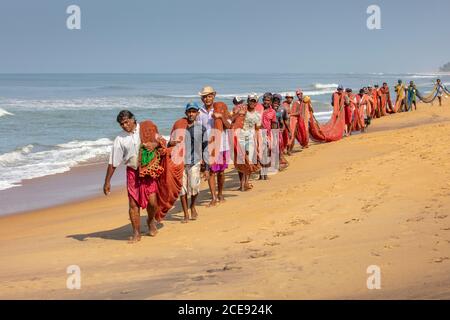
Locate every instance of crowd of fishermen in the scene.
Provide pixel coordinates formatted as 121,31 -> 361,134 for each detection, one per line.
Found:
103,79 -> 447,242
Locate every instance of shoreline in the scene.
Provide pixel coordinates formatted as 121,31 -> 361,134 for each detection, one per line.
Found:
1,101 -> 450,299
0,163 -> 125,217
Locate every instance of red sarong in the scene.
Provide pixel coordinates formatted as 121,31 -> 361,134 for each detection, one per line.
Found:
127,167 -> 158,209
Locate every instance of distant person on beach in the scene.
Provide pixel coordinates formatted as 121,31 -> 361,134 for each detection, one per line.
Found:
373,84 -> 382,118
331,85 -> 344,107
169,102 -> 208,223
344,88 -> 353,136
231,93 -> 262,191
367,86 -> 375,118
198,86 -> 232,207
282,92 -> 294,115
395,79 -> 406,112
232,96 -> 244,111
381,82 -> 394,113
273,93 -> 290,169
280,93 -> 293,155
260,92 -> 277,180
436,79 -> 444,106
407,81 -> 417,111
103,110 -> 165,243
288,89 -> 309,153
353,89 -> 367,132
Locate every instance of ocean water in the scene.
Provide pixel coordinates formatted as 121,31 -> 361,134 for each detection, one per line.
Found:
0,73 -> 448,191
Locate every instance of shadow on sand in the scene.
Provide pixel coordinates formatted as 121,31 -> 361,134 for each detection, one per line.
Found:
67,169 -> 240,242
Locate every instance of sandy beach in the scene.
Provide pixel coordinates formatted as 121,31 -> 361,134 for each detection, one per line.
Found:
1,99 -> 450,300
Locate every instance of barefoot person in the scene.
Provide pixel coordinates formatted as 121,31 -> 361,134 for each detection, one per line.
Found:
231,93 -> 261,191
373,84 -> 382,118
394,79 -> 407,112
436,79 -> 444,107
103,110 -> 166,243
344,88 -> 354,136
380,82 -> 393,114
198,86 -> 232,207
259,93 -> 277,180
288,89 -> 309,153
273,93 -> 291,169
169,102 -> 208,223
407,81 -> 418,111
282,92 -> 294,115
281,92 -> 294,154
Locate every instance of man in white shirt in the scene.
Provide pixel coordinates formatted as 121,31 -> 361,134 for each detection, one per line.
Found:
103,110 -> 161,243
198,86 -> 232,207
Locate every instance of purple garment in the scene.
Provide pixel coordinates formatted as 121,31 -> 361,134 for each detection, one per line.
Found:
209,150 -> 230,172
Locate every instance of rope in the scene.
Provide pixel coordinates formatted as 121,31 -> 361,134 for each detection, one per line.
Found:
416,85 -> 439,103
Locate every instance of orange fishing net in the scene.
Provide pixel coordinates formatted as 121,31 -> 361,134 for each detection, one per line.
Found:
139,120 -> 183,221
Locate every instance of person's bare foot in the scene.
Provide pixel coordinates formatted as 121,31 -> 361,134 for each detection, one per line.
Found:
218,195 -> 226,202
147,219 -> 158,237
207,199 -> 218,207
128,232 -> 141,244
181,218 -> 189,224
191,207 -> 198,220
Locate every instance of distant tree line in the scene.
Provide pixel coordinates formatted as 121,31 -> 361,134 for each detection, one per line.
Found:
440,62 -> 450,72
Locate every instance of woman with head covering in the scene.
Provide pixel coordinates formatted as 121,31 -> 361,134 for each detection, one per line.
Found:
344,88 -> 354,136
272,93 -> 291,169
231,93 -> 262,191
259,93 -> 277,180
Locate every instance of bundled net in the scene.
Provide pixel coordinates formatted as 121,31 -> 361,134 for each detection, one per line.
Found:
308,93 -> 345,143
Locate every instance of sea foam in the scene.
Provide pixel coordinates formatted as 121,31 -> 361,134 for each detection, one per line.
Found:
0,138 -> 113,191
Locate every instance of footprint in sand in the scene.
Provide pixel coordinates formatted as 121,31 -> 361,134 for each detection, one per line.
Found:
290,218 -> 311,226
264,242 -> 281,247
406,216 -> 425,223
274,230 -> 295,238
435,214 -> 448,220
433,257 -> 449,263
371,251 -> 381,257
206,265 -> 242,273
238,238 -> 252,244
362,203 -> 378,213
345,218 -> 361,224
324,235 -> 340,241
191,274 -> 216,281
249,251 -> 271,259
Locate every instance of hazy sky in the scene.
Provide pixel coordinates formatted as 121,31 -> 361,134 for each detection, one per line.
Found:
1,0 -> 449,73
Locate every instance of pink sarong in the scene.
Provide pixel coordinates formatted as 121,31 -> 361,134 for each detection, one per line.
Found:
126,167 -> 158,209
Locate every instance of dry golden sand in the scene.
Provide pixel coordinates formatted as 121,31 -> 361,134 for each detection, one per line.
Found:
1,99 -> 450,299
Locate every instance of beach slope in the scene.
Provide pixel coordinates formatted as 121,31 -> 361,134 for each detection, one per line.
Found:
1,101 -> 450,299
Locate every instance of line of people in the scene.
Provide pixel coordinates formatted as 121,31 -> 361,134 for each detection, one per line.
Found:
103,80 -> 446,242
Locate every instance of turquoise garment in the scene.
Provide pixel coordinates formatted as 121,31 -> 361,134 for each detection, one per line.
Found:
407,86 -> 416,103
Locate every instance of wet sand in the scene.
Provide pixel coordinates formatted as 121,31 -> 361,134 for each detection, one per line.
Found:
1,99 -> 450,299
0,163 -> 125,216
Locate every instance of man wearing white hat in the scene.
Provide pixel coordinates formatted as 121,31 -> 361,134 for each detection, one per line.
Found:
198,86 -> 232,207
